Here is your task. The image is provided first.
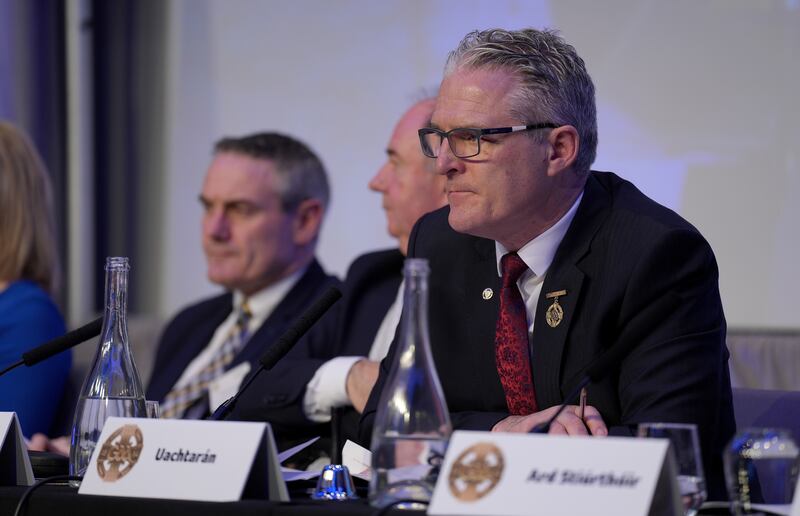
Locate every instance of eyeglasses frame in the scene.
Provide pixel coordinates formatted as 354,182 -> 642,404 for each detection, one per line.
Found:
417,122 -> 558,159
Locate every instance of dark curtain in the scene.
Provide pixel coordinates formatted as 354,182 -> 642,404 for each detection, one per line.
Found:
91,0 -> 167,312
1,0 -> 169,314
0,0 -> 68,307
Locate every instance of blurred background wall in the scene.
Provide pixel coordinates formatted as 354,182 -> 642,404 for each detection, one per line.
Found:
2,0 -> 799,338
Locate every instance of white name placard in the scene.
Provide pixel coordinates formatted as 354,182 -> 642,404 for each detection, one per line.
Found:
0,412 -> 34,486
78,417 -> 288,502
790,479 -> 800,516
429,430 -> 680,516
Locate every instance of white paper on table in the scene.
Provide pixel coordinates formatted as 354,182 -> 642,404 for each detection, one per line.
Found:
277,436 -> 319,463
342,439 -> 371,481
276,436 -> 323,482
281,468 -> 321,482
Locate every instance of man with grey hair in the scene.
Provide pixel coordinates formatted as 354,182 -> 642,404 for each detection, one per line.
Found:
227,99 -> 447,458
361,28 -> 734,499
147,132 -> 340,438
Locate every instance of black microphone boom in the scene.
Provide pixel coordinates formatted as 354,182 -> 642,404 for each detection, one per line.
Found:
209,286 -> 342,421
260,286 -> 343,370
0,317 -> 103,377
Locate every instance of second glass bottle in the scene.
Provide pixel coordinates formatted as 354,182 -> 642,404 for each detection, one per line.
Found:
369,258 -> 452,509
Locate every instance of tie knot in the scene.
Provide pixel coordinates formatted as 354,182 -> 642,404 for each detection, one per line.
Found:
501,253 -> 528,286
237,301 -> 252,328
240,300 -> 252,316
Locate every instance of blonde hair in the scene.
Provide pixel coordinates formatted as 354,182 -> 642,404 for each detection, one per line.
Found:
0,122 -> 60,294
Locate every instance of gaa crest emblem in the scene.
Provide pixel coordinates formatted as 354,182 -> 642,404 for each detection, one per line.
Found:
96,424 -> 144,482
448,442 -> 504,501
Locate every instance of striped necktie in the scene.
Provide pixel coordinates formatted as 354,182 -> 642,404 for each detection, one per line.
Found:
161,301 -> 252,419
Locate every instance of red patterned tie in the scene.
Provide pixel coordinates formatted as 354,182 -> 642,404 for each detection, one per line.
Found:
495,253 -> 538,415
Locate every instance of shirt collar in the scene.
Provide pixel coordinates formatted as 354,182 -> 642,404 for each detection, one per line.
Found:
231,265 -> 307,324
495,191 -> 584,277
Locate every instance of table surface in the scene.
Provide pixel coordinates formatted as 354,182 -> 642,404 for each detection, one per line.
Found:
11,459 -> 787,516
0,483 -> 424,516
0,483 -> 750,515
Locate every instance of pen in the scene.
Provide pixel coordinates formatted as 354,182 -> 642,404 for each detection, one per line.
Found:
579,387 -> 587,421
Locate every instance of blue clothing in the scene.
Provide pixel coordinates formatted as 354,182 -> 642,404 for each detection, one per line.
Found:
0,280 -> 69,437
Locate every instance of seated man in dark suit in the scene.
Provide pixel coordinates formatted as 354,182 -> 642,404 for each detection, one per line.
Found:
360,28 -> 735,500
147,133 -> 340,439
27,133 -> 340,458
229,98 -> 447,452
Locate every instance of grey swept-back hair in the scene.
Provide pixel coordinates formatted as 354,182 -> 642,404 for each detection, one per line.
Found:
214,132 -> 330,212
444,28 -> 597,175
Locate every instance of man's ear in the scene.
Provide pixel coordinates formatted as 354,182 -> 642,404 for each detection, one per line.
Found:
291,198 -> 324,246
546,125 -> 579,176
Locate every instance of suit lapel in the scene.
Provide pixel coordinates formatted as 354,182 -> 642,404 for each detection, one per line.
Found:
159,295 -> 232,398
337,250 -> 404,351
462,237 -> 506,407
532,174 -> 611,407
233,259 -> 330,366
532,264 -> 584,408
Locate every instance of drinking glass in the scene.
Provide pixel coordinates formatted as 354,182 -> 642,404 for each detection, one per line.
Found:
638,422 -> 707,516
145,400 -> 160,419
724,428 -> 799,515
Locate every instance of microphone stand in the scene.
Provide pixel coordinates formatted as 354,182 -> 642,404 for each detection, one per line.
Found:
209,364 -> 265,420
208,286 -> 342,421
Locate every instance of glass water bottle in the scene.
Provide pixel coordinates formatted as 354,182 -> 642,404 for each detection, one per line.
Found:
369,258 -> 452,509
69,257 -> 146,482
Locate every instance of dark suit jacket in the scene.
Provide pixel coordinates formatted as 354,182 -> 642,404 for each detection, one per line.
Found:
360,171 -> 735,500
229,249 -> 404,448
146,259 -> 340,443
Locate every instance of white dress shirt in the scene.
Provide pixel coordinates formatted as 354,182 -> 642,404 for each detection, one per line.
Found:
169,267 -> 305,411
301,193 -> 584,423
303,279 -> 405,423
494,192 -> 583,334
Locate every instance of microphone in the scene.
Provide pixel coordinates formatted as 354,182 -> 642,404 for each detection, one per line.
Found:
530,293 -> 681,433
0,317 -> 104,377
260,286 -> 343,369
209,286 -> 342,421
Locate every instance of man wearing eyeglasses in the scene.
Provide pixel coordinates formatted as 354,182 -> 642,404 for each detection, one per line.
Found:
360,28 -> 734,500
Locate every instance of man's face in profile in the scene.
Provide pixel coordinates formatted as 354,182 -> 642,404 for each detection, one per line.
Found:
199,152 -> 298,295
369,99 -> 446,255
432,67 -> 557,247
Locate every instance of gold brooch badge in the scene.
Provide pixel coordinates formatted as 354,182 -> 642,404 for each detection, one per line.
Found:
96,423 -> 144,482
544,290 -> 567,328
482,288 -> 494,300
448,442 -> 504,502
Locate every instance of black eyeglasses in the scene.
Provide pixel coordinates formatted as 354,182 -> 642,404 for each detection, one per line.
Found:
418,123 -> 558,159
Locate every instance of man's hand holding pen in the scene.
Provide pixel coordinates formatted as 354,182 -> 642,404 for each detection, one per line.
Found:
579,386 -> 588,424
492,400 -> 608,436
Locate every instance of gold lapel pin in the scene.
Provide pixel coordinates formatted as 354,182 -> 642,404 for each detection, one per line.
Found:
544,289 -> 567,328
482,288 -> 494,300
